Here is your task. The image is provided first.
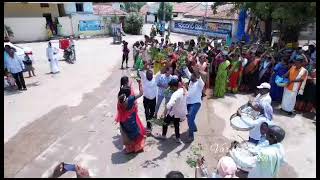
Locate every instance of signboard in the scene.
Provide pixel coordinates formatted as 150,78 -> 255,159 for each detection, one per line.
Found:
79,20 -> 101,31
207,22 -> 232,34
173,20 -> 232,38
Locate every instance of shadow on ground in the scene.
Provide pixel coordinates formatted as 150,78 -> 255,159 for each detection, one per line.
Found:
4,89 -> 22,96
111,150 -> 138,165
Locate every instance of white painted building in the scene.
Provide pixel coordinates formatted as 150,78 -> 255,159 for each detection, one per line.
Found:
4,2 -> 113,42
140,3 -> 160,24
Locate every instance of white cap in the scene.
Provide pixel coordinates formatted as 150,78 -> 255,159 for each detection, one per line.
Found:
257,82 -> 271,89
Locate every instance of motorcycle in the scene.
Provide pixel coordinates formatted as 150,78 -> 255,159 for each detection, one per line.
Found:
64,45 -> 76,64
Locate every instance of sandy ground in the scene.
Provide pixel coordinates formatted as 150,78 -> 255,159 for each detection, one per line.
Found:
4,24 -> 316,178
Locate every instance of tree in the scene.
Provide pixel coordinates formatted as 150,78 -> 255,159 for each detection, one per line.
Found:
122,2 -> 146,13
124,12 -> 144,35
157,2 -> 173,22
211,2 -> 316,43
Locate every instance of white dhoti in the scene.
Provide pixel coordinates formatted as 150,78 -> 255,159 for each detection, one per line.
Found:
281,88 -> 298,112
281,67 -> 308,112
50,58 -> 60,73
47,46 -> 60,73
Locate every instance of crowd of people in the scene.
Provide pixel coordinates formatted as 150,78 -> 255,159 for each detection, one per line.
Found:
116,32 -> 316,178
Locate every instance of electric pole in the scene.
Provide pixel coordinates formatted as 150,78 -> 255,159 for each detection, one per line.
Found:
162,2 -> 165,37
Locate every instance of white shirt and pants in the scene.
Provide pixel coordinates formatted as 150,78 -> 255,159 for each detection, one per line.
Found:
139,70 -> 157,129
184,67 -> 205,138
163,88 -> 187,139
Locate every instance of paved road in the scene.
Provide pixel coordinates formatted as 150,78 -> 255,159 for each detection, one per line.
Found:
4,24 -> 316,178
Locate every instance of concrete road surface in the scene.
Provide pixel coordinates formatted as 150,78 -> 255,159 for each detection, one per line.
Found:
4,24 -> 316,178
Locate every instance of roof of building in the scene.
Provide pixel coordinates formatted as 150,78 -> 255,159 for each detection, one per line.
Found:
139,4 -> 149,15
184,4 -> 239,20
93,4 -> 127,16
172,2 -> 201,13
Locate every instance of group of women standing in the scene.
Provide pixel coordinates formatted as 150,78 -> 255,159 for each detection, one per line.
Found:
209,42 -> 316,115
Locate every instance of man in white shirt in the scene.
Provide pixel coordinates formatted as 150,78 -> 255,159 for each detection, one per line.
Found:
230,125 -> 285,178
250,82 -> 273,121
161,79 -> 187,143
241,114 -> 273,145
4,45 -> 27,91
183,66 -> 205,142
139,68 -> 157,133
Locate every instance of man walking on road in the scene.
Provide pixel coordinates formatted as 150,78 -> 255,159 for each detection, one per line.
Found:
4,45 -> 27,91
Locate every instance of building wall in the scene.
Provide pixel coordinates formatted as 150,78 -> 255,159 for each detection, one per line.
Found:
57,16 -> 73,37
299,22 -> 316,40
171,18 -> 238,39
71,14 -> 105,37
4,17 -> 48,42
63,3 -> 77,14
206,18 -> 239,38
177,13 -> 184,18
146,14 -> 156,23
4,3 -> 60,20
63,2 -> 94,15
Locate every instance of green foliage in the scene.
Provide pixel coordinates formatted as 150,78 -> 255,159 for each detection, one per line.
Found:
149,117 -> 166,126
122,2 -> 146,13
149,47 -> 160,62
110,16 -> 120,24
177,51 -> 188,69
211,2 -> 316,42
157,2 -> 173,22
154,52 -> 166,63
186,144 -> 203,168
124,12 -> 144,35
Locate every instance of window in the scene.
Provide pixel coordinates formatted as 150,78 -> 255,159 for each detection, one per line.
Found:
76,3 -> 84,12
40,3 -> 49,8
173,13 -> 178,18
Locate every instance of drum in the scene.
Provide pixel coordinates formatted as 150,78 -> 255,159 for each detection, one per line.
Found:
230,113 -> 255,131
239,104 -> 260,119
230,141 -> 256,172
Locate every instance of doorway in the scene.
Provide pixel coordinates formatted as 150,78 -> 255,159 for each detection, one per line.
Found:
43,13 -> 52,25
154,15 -> 157,23
43,13 -> 56,35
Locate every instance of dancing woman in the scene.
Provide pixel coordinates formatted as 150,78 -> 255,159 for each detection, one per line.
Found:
115,76 -> 146,153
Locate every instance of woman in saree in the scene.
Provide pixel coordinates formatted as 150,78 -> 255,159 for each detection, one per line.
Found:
258,53 -> 275,84
214,59 -> 230,98
228,53 -> 242,93
295,60 -> 316,113
239,50 -> 255,92
281,55 -> 308,115
242,51 -> 264,93
115,76 -> 146,153
270,57 -> 289,102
